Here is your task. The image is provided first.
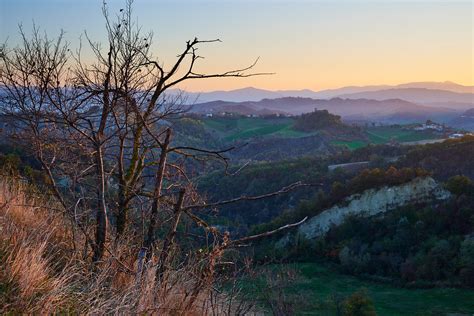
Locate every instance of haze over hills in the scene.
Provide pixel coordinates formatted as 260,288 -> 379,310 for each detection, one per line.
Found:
175,81 -> 474,105
396,81 -> 474,94
339,88 -> 474,105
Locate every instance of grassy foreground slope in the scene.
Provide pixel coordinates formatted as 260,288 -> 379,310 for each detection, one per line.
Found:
0,178 -> 243,314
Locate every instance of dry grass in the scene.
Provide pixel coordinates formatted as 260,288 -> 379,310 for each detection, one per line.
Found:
0,177 -> 257,314
0,178 -> 76,313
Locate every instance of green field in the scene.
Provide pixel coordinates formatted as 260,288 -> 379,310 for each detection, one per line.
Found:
333,126 -> 441,150
202,117 -> 310,141
367,126 -> 440,144
332,140 -> 369,150
242,263 -> 474,315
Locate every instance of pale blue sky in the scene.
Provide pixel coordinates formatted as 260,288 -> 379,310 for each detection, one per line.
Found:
1,0 -> 472,91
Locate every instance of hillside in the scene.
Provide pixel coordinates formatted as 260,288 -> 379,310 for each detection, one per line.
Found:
397,136 -> 474,180
198,137 -> 474,232
185,115 -> 365,161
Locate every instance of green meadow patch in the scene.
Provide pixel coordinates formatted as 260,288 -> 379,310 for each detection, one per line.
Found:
332,140 -> 368,150
240,262 -> 474,315
333,126 -> 441,150
202,117 -> 312,141
367,126 -> 439,144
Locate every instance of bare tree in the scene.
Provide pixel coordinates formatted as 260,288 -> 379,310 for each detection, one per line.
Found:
0,1 -> 308,307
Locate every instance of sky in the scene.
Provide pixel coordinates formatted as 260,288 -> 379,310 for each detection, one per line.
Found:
0,0 -> 473,92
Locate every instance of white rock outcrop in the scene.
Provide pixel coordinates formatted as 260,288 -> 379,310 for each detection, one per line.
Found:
296,177 -> 450,241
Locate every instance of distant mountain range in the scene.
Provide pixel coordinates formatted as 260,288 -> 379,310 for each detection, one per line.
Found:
338,88 -> 474,105
173,82 -> 474,106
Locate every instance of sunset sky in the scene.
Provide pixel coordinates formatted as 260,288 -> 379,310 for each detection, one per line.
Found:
1,0 -> 472,92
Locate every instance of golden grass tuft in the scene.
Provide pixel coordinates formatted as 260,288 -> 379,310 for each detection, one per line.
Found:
0,178 -> 77,313
0,177 -> 256,314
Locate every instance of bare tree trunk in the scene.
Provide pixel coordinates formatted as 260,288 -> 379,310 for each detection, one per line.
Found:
116,124 -> 145,237
116,135 -> 127,237
136,129 -> 171,274
156,188 -> 185,279
92,142 -> 108,262
144,129 -> 171,254
116,178 -> 128,237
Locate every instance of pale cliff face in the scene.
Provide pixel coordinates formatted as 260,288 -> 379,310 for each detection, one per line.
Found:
283,177 -> 450,245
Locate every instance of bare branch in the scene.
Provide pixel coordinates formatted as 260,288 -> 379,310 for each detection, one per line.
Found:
183,182 -> 315,211
229,216 -> 308,245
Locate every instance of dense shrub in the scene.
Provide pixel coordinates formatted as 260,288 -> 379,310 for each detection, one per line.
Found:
342,289 -> 377,316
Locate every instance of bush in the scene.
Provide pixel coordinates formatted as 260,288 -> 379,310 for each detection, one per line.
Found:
446,175 -> 473,196
342,289 -> 377,316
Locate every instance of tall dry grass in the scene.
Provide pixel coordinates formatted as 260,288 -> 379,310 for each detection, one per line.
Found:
0,177 -> 256,314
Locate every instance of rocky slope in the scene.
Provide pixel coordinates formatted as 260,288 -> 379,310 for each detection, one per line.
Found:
278,177 -> 450,246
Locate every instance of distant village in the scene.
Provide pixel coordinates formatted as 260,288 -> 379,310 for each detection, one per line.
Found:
408,120 -> 472,139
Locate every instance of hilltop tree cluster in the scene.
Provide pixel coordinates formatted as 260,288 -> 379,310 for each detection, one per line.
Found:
293,109 -> 343,132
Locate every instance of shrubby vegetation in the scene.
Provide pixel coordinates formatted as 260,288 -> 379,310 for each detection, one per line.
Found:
398,135 -> 474,180
171,116 -> 223,149
0,145 -> 46,184
197,158 -> 328,231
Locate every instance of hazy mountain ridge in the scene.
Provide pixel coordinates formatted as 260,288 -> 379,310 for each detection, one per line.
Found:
339,88 -> 474,104
173,81 -> 474,104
